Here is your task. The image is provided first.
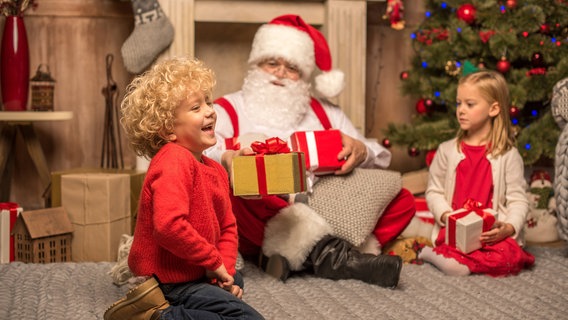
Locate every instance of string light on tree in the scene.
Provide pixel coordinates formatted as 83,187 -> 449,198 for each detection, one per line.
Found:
531,52 -> 544,68
509,106 -> 520,118
425,99 -> 434,109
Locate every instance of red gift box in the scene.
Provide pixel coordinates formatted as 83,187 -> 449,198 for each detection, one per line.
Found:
1,202 -> 23,263
289,130 -> 345,175
445,199 -> 498,254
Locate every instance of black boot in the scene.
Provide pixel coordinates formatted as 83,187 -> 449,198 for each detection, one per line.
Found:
305,235 -> 402,288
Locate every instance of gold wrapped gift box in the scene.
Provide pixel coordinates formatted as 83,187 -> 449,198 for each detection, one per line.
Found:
232,152 -> 307,196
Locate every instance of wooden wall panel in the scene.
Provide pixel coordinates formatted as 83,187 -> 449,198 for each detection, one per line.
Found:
1,0 -> 135,209
366,2 -> 426,173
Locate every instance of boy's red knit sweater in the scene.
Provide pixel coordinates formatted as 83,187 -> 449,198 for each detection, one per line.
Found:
128,143 -> 238,284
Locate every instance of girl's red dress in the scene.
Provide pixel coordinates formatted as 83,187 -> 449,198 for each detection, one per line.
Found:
433,142 -> 534,277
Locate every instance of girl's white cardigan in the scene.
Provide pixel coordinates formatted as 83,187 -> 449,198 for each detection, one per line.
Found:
426,138 -> 529,246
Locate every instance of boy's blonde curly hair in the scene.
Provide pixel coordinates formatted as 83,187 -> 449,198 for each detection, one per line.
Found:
120,57 -> 216,158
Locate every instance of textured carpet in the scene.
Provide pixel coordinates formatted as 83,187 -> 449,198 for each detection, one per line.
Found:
0,244 -> 566,320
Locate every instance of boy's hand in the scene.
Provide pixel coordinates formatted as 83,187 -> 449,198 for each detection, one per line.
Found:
228,284 -> 244,299
206,264 -> 234,290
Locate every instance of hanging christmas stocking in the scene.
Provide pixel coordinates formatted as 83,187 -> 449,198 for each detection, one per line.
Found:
121,0 -> 174,74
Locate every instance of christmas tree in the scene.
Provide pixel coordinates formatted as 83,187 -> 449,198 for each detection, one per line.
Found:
385,0 -> 568,165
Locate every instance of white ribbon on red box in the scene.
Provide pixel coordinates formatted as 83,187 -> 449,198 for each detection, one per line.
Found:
304,131 -> 320,170
289,130 -> 345,175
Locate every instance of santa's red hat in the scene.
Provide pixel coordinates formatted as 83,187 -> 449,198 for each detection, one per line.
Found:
248,14 -> 345,98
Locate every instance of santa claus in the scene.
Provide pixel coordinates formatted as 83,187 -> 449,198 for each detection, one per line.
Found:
205,14 -> 414,288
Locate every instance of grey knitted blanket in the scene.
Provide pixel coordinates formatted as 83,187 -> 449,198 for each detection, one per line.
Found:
553,77 -> 568,241
0,244 -> 566,320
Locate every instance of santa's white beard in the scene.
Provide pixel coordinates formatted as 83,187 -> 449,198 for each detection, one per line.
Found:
241,68 -> 311,129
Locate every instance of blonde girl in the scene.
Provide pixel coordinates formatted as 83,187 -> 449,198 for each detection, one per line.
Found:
419,70 -> 534,277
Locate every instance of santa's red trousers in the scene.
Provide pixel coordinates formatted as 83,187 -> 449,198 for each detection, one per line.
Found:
232,188 -> 416,256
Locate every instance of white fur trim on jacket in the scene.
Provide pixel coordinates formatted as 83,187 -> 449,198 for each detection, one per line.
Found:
248,24 -> 315,80
262,203 -> 333,271
315,69 -> 345,98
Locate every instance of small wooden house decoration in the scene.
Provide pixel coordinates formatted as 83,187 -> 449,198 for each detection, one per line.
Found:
12,207 -> 73,263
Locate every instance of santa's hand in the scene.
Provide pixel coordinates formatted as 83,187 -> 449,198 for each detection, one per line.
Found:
335,133 -> 367,175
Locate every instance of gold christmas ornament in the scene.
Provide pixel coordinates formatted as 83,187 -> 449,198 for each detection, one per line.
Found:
445,60 -> 460,76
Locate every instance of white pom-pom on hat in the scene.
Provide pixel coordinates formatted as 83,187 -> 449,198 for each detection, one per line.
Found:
315,69 -> 345,98
248,14 -> 345,98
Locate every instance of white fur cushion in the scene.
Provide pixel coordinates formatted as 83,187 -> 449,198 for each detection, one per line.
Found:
308,168 -> 402,246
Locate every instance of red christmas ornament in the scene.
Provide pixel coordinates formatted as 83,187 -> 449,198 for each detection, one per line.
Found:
496,56 -> 511,74
408,147 -> 420,157
415,98 -> 428,114
506,0 -> 517,9
382,138 -> 392,148
540,24 -> 550,34
522,31 -> 529,37
456,4 -> 476,25
400,71 -> 409,80
425,149 -> 436,167
509,106 -> 519,118
527,68 -> 547,76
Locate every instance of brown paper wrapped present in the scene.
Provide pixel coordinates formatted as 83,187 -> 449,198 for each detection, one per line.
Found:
61,173 -> 131,262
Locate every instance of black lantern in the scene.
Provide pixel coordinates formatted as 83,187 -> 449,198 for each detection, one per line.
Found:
30,64 -> 56,111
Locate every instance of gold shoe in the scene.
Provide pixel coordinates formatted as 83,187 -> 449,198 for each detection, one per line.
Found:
104,277 -> 170,320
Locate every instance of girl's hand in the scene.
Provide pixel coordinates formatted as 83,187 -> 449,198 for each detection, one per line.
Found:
335,133 -> 367,175
480,221 -> 515,245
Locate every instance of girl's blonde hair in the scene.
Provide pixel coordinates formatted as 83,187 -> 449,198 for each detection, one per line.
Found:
121,57 -> 216,158
456,70 -> 515,157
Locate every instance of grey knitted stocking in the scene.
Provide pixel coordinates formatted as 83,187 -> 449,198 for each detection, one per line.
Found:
552,77 -> 568,241
121,0 -> 174,74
